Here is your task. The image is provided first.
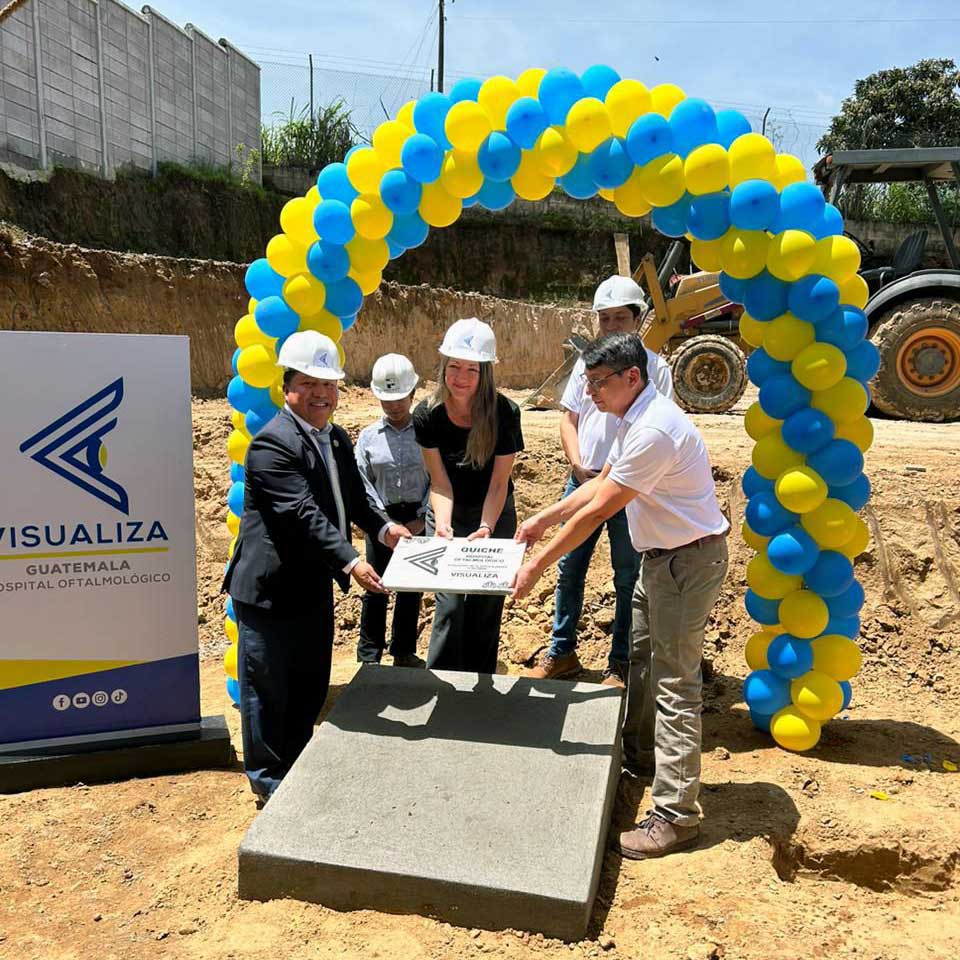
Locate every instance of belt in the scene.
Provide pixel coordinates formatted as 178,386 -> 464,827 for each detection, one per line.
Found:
644,532 -> 727,561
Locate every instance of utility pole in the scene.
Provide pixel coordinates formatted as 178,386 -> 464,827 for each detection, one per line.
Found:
437,0 -> 445,93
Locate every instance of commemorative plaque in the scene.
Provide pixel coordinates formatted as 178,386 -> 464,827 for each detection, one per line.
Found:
382,537 -> 526,595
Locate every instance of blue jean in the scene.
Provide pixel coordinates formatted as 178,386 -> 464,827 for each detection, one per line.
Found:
549,475 -> 640,666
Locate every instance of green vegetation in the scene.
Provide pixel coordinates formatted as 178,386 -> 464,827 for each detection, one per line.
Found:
260,100 -> 358,171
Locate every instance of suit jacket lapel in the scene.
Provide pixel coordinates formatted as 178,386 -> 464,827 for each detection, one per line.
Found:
283,408 -> 328,481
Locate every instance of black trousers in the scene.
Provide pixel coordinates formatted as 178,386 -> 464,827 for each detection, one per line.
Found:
235,588 -> 333,799
425,495 -> 517,675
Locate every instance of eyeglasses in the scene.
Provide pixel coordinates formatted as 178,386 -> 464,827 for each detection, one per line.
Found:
584,369 -> 627,391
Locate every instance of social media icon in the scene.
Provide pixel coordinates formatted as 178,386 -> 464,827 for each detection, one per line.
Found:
111,688 -> 128,705
73,692 -> 90,709
52,694 -> 71,712
92,691 -> 109,707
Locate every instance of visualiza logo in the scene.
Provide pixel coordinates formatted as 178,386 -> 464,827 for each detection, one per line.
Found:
20,379 -> 129,514
405,545 -> 448,576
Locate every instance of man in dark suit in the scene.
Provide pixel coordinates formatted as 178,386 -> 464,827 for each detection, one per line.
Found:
224,330 -> 411,801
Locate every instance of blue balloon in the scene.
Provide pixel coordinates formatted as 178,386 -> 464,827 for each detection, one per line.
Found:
782,406 -> 835,454
227,377 -> 274,418
538,68 -> 585,125
581,64 -> 621,99
788,275 -> 841,325
401,133 -> 444,184
768,526 -> 820,575
812,203 -> 845,240
230,462 -> 245,483
340,313 -> 357,332
831,473 -> 871,512
746,589 -> 782,625
839,680 -> 853,711
254,296 -> 300,339
845,340 -> 880,383
412,92 -> 452,149
625,113 -> 673,166
742,465 -> 775,498
313,198 -> 355,244
804,550 -> 855,597
743,271 -> 789,321
324,276 -> 363,317
316,162 -> 358,204
767,634 -> 814,680
227,480 -> 245,517
827,580 -> 865,618
306,240 -> 350,284
476,178 -> 516,210
505,96 -> 549,149
559,155 -> 598,200
747,348 -> 790,387
448,77 -> 482,103
668,97 -> 719,156
750,709 -> 773,733
746,490 -> 799,537
759,373 -> 812,419
687,191 -> 730,241
651,194 -> 693,238
774,181 -> 825,233
588,137 -> 632,189
743,669 -> 792,715
231,346 -> 241,375
226,677 -> 241,706
818,305 -> 868,351
389,210 -> 430,249
245,407 -> 274,437
387,237 -> 406,259
729,179 -> 780,232
716,109 -> 752,148
477,132 -> 521,182
226,597 -> 236,621
807,439 -> 864,487
379,169 -> 422,215
826,614 -> 860,638
462,192 -> 480,208
718,272 -> 749,304
244,258 -> 285,301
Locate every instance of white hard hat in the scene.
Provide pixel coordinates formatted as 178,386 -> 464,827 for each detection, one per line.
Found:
371,353 -> 419,400
438,317 -> 497,363
593,275 -> 645,312
277,330 -> 345,380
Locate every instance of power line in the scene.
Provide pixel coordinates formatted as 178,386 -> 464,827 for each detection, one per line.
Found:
449,14 -> 960,25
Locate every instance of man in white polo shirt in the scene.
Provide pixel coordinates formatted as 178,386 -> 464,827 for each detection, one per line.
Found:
526,275 -> 674,688
513,332 -> 728,859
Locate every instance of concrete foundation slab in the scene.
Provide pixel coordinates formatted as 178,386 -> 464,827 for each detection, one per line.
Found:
238,667 -> 624,941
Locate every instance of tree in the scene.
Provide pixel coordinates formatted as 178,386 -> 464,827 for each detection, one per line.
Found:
817,58 -> 960,153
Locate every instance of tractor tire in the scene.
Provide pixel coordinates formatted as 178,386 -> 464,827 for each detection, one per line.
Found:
669,335 -> 748,414
870,298 -> 960,422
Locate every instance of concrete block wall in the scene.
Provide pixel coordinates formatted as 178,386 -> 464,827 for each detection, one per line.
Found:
0,0 -> 260,180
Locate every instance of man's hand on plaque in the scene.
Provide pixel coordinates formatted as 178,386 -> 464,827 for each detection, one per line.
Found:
352,560 -> 388,594
511,559 -> 542,600
434,521 -> 454,539
514,514 -> 548,550
466,524 -> 492,541
384,524 -> 412,550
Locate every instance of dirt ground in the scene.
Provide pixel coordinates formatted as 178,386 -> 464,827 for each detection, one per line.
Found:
3,387 -> 960,960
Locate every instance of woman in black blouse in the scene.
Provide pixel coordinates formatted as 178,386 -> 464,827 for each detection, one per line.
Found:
413,318 -> 524,674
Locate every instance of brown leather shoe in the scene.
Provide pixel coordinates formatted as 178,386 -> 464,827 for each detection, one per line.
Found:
601,661 -> 628,688
524,651 -> 582,680
619,812 -> 700,859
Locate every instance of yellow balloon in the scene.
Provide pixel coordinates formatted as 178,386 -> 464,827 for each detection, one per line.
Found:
690,236 -> 724,272
565,97 -> 612,152
224,617 -> 239,645
372,119 -> 410,169
770,705 -> 821,751
306,185 -> 320,206
812,235 -> 861,284
747,553 -> 802,599
280,196 -> 319,246
791,670 -> 844,721
270,381 -> 285,407
300,308 -> 343,341
767,229 -> 817,282
811,635 -> 862,682
636,153 -> 686,207
478,75 -> 521,129
347,235 -> 390,273
349,267 -> 383,296
839,517 -> 870,559
745,629 -> 776,671
266,234 -> 308,277
511,150 -> 555,201
810,377 -> 869,424
838,273 -> 869,310
729,132 -> 777,187
445,100 -> 492,151
684,144 -> 729,196
739,311 -> 768,348
742,520 -> 770,552
744,401 -> 782,441
440,149 -> 484,198
226,511 -> 240,537
597,187 -> 616,201
762,313 -> 815,362
516,67 -> 546,99
346,147 -> 388,194
752,430 -> 805,479
650,82 -> 686,117
351,194 -> 393,240
396,100 -> 417,131
235,313 -> 274,349
605,78 -> 652,137
720,229 -> 769,279
283,273 -> 326,316
779,590 -> 829,639
534,126 -> 578,177
613,168 -> 653,217
419,181 -> 462,227
801,498 -> 858,549
238,344 -> 279,389
224,641 -> 238,681
792,341 -> 847,391
231,409 -> 250,439
227,429 -> 250,465
775,465 -> 828,514
772,153 -> 806,191
834,415 -> 874,453
247,297 -> 258,316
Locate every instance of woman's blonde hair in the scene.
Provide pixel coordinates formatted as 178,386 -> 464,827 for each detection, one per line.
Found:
431,356 -> 498,469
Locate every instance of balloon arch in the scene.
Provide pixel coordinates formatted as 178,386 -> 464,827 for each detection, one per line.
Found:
221,66 -> 878,753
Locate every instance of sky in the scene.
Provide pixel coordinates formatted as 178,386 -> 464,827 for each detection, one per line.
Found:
152,0 -> 960,169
